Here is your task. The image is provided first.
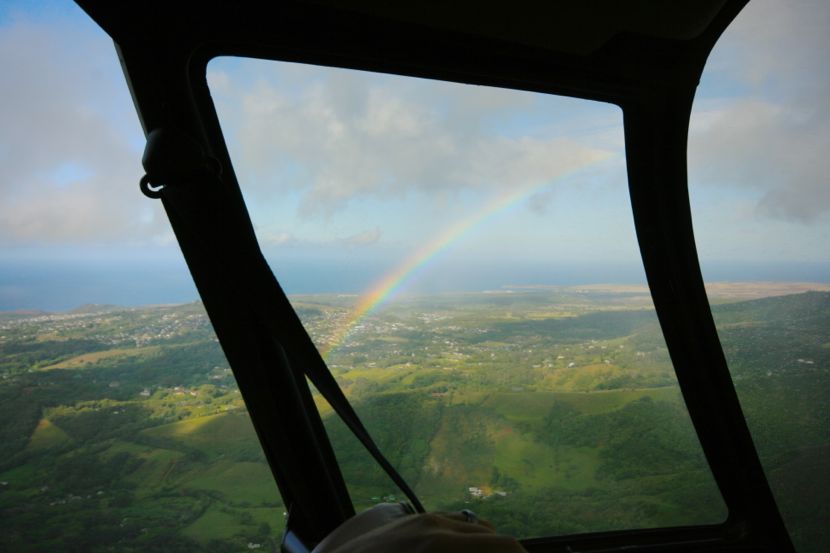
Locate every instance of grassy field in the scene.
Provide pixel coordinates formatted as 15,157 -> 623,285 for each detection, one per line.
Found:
26,418 -> 73,451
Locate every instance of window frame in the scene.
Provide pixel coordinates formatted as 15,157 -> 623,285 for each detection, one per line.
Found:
76,0 -> 794,551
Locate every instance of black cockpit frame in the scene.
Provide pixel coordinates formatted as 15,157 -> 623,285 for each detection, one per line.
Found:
75,1 -> 795,551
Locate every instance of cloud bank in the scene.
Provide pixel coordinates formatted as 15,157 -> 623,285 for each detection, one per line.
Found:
688,0 -> 830,223
3,0 -> 827,260
209,64 -> 616,217
0,13 -> 155,246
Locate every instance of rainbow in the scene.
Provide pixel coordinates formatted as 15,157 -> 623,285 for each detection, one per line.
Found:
320,155 -> 613,359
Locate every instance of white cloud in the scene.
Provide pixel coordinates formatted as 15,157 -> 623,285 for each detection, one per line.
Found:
257,226 -> 382,249
689,97 -> 830,221
341,227 -> 381,246
0,14 -> 159,245
689,0 -> 830,223
718,0 -> 830,101
211,62 -> 616,216
260,231 -> 296,246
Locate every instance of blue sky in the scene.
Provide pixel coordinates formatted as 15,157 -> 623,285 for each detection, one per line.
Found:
1,1 -> 828,310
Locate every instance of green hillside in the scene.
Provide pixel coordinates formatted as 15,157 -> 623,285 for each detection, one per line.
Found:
0,289 -> 826,552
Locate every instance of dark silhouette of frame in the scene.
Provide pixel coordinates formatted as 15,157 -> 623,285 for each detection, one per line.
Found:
75,1 -> 795,551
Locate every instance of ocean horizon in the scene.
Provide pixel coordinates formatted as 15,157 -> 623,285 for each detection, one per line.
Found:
2,257 -> 829,312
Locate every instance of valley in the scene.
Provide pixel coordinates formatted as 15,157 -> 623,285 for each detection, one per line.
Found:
0,285 -> 827,552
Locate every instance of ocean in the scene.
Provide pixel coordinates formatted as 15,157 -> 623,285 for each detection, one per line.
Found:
1,257 -> 828,312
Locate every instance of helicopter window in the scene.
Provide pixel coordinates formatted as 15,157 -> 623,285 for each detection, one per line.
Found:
208,57 -> 726,537
689,1 -> 830,552
0,7 -> 286,550
0,262 -> 287,549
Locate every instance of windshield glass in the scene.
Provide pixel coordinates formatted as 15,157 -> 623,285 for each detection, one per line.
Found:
0,5 -> 286,551
689,1 -> 830,552
208,57 -> 727,537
